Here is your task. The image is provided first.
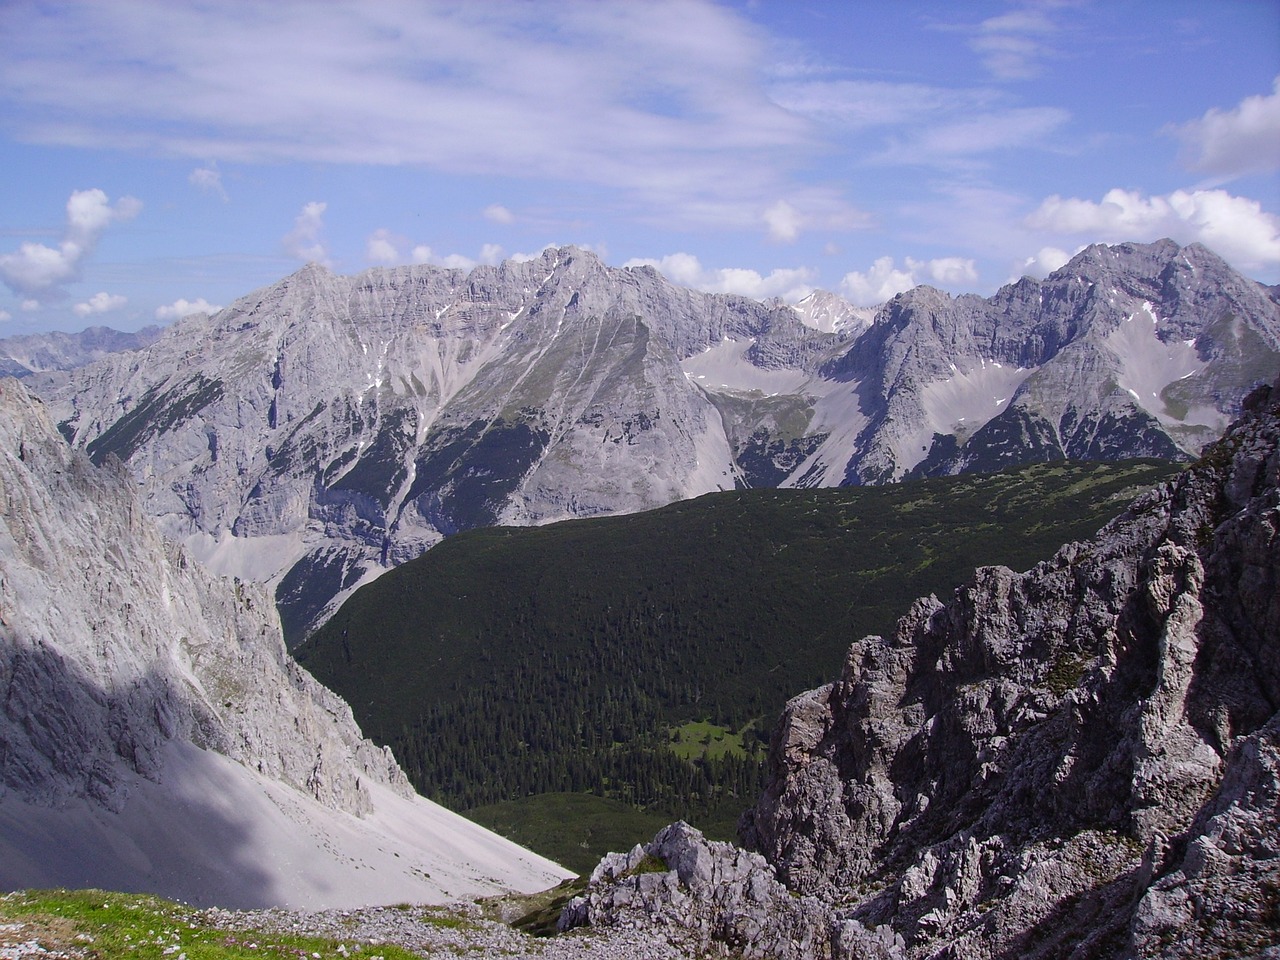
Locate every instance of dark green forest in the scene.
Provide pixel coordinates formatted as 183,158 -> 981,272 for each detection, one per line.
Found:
295,459 -> 1178,868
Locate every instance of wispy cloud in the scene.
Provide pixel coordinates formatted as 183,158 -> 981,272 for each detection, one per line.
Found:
0,1 -> 863,241
1171,76 -> 1280,180
0,188 -> 141,300
483,204 -> 515,225
189,163 -> 229,201
968,1 -> 1068,80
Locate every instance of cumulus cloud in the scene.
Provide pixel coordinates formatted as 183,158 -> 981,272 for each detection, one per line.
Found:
840,255 -> 978,306
364,233 -> 504,271
1027,187 -> 1280,272
72,291 -> 127,317
283,201 -> 328,264
1020,246 -> 1072,278
623,252 -> 816,302
156,297 -> 222,321
1172,76 -> 1280,179
483,204 -> 514,224
189,163 -> 229,200
366,228 -> 402,265
0,188 -> 141,300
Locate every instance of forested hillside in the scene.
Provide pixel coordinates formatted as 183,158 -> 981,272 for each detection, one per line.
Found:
297,459 -> 1178,867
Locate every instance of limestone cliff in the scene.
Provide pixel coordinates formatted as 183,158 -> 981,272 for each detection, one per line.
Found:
565,379 -> 1280,958
0,377 -> 569,907
41,241 -> 1277,641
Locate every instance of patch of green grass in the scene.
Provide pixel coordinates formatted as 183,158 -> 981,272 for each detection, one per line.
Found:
667,719 -> 763,762
465,793 -> 675,875
0,889 -> 421,960
503,877 -> 588,938
622,853 -> 669,877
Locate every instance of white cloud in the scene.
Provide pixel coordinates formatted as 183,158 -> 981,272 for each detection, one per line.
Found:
925,257 -> 979,285
969,3 -> 1063,80
0,309 -> 10,322
1020,246 -> 1072,278
840,258 -> 917,306
20,300 -> 39,312
72,291 -> 127,317
283,201 -> 328,264
483,204 -> 514,224
368,240 -> 506,271
1027,187 -> 1280,272
839,255 -> 978,306
366,228 -> 402,265
0,2 -> 844,239
895,107 -> 1070,162
763,200 -> 802,243
189,164 -> 229,200
623,252 -> 816,302
156,297 -> 222,321
1172,76 -> 1280,179
0,188 -> 141,300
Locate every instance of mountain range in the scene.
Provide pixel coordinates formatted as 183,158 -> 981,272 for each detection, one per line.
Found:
37,238 -> 1280,640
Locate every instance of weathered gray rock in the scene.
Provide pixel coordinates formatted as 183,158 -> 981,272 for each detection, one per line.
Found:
558,821 -> 897,960
572,378 -> 1280,957
39,241 -> 1278,640
0,377 -> 405,814
0,377 -> 571,907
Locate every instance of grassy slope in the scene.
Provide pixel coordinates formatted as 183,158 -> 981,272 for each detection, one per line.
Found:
296,459 -> 1178,866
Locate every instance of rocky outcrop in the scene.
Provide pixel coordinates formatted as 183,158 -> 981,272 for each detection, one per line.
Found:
0,377 -> 569,907
0,377 -> 401,814
569,378 -> 1280,958
40,241 -> 1278,640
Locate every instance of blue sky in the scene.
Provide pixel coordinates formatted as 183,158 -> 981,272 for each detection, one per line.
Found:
1,0 -> 1278,334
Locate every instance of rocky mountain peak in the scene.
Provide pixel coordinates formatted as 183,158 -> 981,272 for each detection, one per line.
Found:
564,377 -> 1280,958
37,239 -> 1278,640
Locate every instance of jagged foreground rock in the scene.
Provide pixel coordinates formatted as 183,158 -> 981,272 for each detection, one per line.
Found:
41,240 -> 1279,639
0,378 -> 569,908
562,380 -> 1280,958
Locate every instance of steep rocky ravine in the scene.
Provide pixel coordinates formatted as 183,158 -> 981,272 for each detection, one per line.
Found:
563,377 -> 1280,959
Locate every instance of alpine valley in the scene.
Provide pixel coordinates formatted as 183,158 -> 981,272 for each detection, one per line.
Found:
38,238 -> 1280,642
1,235 -> 1277,958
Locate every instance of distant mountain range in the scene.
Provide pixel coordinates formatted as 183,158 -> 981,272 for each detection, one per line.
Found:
37,238 -> 1280,639
0,324 -> 162,378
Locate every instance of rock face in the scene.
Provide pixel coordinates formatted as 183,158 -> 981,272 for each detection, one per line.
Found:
42,240 -> 1279,640
0,377 -> 569,908
567,380 -> 1280,959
